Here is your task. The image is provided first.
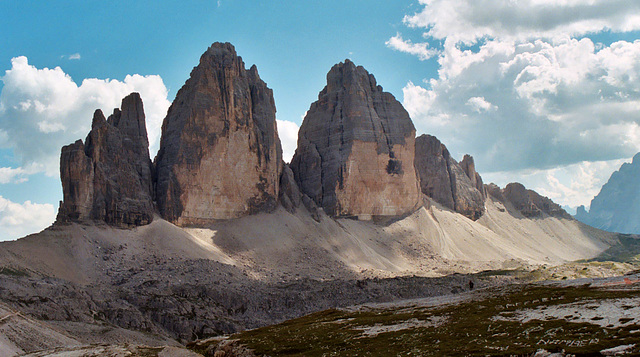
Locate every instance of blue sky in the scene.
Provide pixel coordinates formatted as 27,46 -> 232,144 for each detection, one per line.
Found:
2,0 -> 640,239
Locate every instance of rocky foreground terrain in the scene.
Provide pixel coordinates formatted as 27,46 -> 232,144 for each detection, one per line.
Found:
0,198 -> 633,356
196,274 -> 640,356
1,42 -> 638,356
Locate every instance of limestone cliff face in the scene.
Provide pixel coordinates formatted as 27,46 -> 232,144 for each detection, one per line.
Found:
489,182 -> 572,219
290,60 -> 421,219
57,93 -> 154,227
155,42 -> 282,225
414,134 -> 485,220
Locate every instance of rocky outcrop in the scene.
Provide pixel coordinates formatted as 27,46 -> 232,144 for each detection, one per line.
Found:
576,153 -> 640,233
484,183 -> 503,202
414,134 -> 485,220
279,164 -> 302,213
290,60 -> 421,219
57,93 -> 154,227
575,205 -> 590,223
155,42 -> 282,225
460,155 -> 485,199
490,182 -> 571,219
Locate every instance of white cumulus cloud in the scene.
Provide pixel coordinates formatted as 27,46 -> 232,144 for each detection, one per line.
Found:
0,56 -> 171,176
0,196 -> 56,241
404,37 -> 640,173
404,0 -> 640,44
386,33 -> 439,61
390,1 -> 640,207
276,119 -> 300,163
0,167 -> 27,184
466,96 -> 496,113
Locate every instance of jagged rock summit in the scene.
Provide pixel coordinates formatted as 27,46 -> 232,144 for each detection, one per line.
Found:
576,153 -> 640,234
155,42 -> 283,225
414,134 -> 485,220
290,59 -> 421,219
57,93 -> 154,227
487,182 -> 571,219
53,42 -> 574,232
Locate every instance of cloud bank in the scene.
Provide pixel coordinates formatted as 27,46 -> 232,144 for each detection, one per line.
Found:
390,0 -> 640,207
403,0 -> 640,44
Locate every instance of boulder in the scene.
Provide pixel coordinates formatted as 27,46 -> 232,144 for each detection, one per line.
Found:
154,42 -> 283,225
290,60 -> 421,219
57,93 -> 154,227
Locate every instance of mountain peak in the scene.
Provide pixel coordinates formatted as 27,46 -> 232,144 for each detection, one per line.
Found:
155,43 -> 282,225
291,61 -> 420,218
414,134 -> 486,220
325,59 -> 380,95
57,93 -> 154,227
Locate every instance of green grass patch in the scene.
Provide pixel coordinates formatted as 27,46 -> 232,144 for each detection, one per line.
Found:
221,284 -> 640,356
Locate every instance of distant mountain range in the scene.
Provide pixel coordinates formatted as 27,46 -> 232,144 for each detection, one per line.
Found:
576,153 -> 640,234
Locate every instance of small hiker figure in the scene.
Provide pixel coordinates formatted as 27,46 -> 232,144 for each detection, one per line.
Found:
469,280 -> 474,290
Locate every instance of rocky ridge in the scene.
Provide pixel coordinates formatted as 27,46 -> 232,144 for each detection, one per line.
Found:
57,93 -> 154,227
290,59 -> 421,219
487,182 -> 572,219
413,134 -> 485,220
18,41 -> 631,355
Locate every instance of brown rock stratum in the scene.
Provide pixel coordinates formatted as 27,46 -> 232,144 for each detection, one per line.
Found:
155,42 -> 283,225
290,60 -> 421,219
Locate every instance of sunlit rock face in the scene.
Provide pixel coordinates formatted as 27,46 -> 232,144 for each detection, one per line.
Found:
155,42 -> 282,225
57,93 -> 154,227
290,60 -> 421,219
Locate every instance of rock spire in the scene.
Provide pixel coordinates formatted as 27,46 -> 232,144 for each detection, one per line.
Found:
57,93 -> 154,227
154,42 -> 283,225
290,60 -> 421,219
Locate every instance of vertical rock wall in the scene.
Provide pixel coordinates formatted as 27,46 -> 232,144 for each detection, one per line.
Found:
414,134 -> 485,220
57,93 -> 154,227
290,60 -> 421,219
155,43 -> 282,225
